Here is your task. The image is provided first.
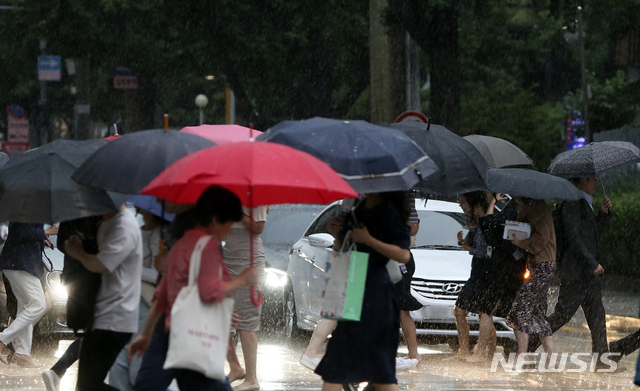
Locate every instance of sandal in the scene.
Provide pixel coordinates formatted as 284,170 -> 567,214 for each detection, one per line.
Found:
228,373 -> 246,383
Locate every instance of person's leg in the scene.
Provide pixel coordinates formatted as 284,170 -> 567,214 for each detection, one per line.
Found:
399,311 -> 419,361
50,338 -> 81,378
610,328 -> 640,357
304,319 -> 337,359
76,329 -> 132,391
235,330 -> 259,389
540,336 -> 554,367
454,306 -> 470,357
582,280 -> 608,357
528,280 -> 583,352
371,384 -> 399,391
133,326 -> 176,391
322,382 -> 345,391
227,333 -> 245,381
1,270 -> 47,357
109,299 -> 150,391
468,313 -> 494,362
515,330 -> 529,367
174,368 -> 233,391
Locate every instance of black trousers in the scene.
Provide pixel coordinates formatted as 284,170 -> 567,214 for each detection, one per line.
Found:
76,329 -> 132,391
611,329 -> 640,356
528,278 -> 608,355
51,338 -> 81,377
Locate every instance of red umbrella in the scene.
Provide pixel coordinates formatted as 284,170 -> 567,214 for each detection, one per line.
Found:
180,124 -> 262,144
141,141 -> 358,305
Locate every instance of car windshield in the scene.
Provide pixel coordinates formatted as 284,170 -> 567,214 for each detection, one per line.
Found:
262,204 -> 325,249
413,210 -> 468,250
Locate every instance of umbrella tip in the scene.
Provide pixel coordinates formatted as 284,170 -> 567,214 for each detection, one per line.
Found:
427,118 -> 431,130
163,114 -> 169,131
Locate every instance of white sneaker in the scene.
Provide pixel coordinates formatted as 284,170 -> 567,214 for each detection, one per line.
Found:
396,357 -> 419,372
42,370 -> 60,391
299,354 -> 321,371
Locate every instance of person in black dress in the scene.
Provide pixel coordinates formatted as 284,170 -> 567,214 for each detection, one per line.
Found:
314,192 -> 411,391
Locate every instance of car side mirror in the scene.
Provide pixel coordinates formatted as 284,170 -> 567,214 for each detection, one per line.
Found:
308,233 -> 335,248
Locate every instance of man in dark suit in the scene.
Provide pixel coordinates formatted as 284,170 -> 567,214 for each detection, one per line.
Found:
528,177 -> 612,364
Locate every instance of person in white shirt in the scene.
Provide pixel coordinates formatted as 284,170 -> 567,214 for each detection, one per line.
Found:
65,204 -> 143,391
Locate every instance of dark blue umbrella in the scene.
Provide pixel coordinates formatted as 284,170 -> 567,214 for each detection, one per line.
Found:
72,129 -> 215,194
386,122 -> 489,196
257,117 -> 438,193
128,194 -> 175,222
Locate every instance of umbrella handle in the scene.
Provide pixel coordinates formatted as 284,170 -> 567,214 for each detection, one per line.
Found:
250,286 -> 262,306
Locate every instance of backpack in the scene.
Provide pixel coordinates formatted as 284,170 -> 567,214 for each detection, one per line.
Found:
59,216 -> 102,333
552,201 -> 565,263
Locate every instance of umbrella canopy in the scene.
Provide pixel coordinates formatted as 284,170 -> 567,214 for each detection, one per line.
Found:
141,141 -> 358,205
464,134 -> 533,168
0,153 -> 10,169
257,117 -> 438,193
548,141 -> 640,178
128,194 -> 175,222
487,168 -> 584,200
72,129 -> 215,194
180,124 -> 262,144
0,139 -> 129,224
386,122 -> 489,195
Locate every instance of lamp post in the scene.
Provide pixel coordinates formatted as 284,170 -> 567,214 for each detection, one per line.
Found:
195,94 -> 208,125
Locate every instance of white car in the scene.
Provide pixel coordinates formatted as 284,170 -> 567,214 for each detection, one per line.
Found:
285,198 -> 516,352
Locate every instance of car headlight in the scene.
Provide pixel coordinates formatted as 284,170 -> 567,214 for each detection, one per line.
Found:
46,271 -> 68,297
264,268 -> 287,288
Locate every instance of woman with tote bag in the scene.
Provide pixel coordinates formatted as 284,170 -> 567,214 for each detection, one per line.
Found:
128,186 -> 259,391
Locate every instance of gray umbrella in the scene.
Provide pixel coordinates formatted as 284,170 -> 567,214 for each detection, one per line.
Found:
0,139 -> 128,224
386,122 -> 489,196
487,168 -> 584,200
548,141 -> 640,178
464,134 -> 533,168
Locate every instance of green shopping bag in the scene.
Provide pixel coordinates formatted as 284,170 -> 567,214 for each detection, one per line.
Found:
320,235 -> 369,321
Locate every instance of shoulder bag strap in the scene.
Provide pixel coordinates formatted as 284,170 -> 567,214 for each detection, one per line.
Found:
188,236 -> 213,286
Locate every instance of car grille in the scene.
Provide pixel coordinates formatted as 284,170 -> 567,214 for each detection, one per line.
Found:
411,278 -> 466,300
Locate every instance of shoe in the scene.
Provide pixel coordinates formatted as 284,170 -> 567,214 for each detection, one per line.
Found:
609,342 -> 623,364
396,356 -> 418,372
9,353 -> 41,368
233,383 -> 260,391
42,370 -> 60,391
299,354 -> 321,370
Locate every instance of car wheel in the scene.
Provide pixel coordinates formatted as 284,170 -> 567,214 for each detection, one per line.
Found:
283,285 -> 300,339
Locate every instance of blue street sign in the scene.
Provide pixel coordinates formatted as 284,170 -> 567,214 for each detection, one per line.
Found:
569,118 -> 585,126
38,56 -> 61,81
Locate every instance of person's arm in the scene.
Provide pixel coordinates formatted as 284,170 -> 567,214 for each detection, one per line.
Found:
198,242 -> 259,301
512,213 -> 552,256
350,226 -> 411,264
241,214 -> 265,235
64,234 -> 109,273
596,196 -> 613,232
127,300 -> 162,360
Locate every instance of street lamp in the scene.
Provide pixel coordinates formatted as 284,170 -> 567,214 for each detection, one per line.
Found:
195,94 -> 208,125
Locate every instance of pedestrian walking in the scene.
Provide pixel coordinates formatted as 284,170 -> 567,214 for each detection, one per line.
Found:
65,203 -> 143,391
527,177 -> 611,367
128,185 -> 258,391
453,191 -> 491,359
506,197 -> 556,368
0,222 -> 57,367
225,205 -> 267,391
314,191 -> 411,391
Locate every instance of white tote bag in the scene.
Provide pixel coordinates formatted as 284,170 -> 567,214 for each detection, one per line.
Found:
163,236 -> 235,380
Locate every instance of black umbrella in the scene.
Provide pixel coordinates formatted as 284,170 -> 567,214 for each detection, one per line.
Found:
386,122 -> 489,196
548,141 -> 640,178
464,134 -> 533,168
487,168 -> 584,200
258,117 -> 438,193
0,139 -> 129,224
0,152 -> 10,169
72,129 -> 215,194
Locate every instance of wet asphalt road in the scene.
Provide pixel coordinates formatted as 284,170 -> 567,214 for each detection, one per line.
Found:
1,283 -> 640,391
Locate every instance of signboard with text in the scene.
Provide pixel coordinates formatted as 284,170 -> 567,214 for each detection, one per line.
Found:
1,142 -> 29,156
7,105 -> 29,143
38,56 -> 62,81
